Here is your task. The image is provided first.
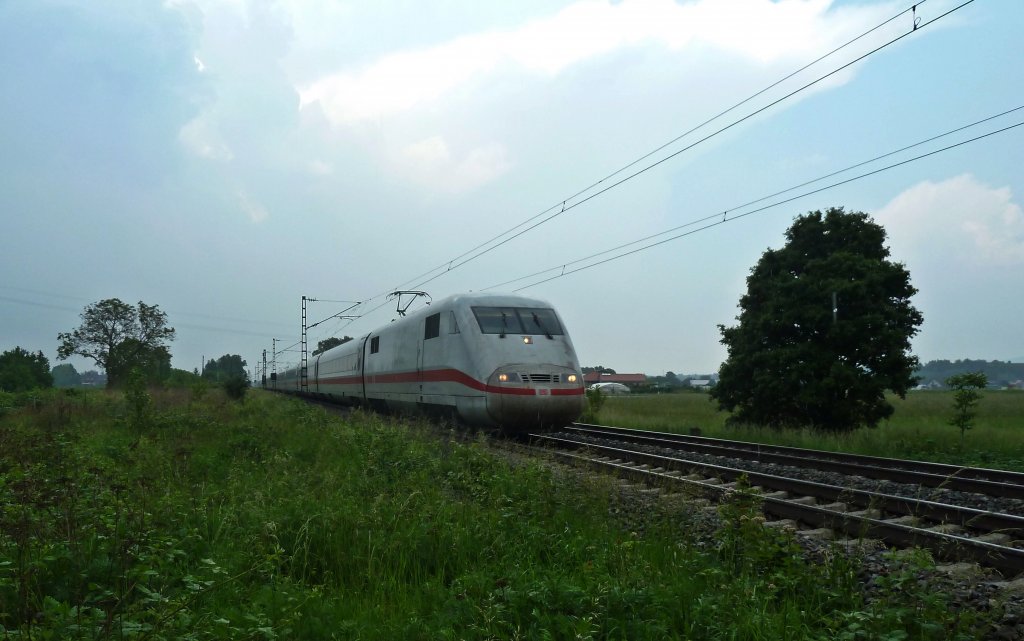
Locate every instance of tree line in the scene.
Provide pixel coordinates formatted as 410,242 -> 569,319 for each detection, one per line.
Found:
0,298 -> 247,393
915,360 -> 1024,387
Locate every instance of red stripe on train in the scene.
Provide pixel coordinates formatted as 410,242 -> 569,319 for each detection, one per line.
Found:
314,368 -> 584,396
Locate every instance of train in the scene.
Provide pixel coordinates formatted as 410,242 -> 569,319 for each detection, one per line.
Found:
269,292 -> 585,433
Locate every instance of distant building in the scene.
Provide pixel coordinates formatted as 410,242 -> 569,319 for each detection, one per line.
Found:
687,379 -> 713,390
583,372 -> 646,387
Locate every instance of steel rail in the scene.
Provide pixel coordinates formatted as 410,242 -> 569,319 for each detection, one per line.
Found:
539,435 -> 1024,534
541,441 -> 1024,576
569,423 -> 1024,499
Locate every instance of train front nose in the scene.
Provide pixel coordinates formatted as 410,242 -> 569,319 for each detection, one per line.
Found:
485,365 -> 585,431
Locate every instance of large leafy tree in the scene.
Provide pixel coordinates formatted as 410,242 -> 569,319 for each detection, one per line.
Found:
0,347 -> 53,392
57,299 -> 175,388
711,208 -> 922,431
108,339 -> 172,385
313,336 -> 353,356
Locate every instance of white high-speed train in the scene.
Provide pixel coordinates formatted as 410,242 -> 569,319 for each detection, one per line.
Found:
272,293 -> 585,433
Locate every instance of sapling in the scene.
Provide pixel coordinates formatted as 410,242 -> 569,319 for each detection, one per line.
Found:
946,371 -> 988,446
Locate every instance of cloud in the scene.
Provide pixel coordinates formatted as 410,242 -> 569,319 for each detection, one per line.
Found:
286,0 -> 889,196
298,0 -> 872,128
179,115 -> 234,161
307,159 -> 334,176
237,190 -> 269,223
0,2 -> 205,185
876,174 -> 1024,268
397,136 -> 511,194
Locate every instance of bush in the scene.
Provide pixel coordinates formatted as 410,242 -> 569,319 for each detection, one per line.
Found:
124,368 -> 151,432
223,375 -> 248,401
580,387 -> 605,423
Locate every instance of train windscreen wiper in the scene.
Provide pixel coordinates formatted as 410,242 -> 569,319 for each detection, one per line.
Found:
531,312 -> 553,339
500,312 -> 507,338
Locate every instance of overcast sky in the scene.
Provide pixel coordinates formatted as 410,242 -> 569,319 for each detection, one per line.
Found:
2,0 -> 1022,378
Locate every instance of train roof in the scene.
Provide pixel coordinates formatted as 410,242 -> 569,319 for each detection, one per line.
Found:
437,291 -> 556,310
313,292 -> 562,360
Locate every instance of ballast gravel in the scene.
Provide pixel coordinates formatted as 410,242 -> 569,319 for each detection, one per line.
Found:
547,430 -> 1024,518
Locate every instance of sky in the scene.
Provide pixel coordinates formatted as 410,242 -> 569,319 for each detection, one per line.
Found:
1,0 -> 1022,379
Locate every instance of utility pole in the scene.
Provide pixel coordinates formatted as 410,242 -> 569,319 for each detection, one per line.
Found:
302,296 -> 362,393
272,339 -> 277,390
262,349 -> 267,388
301,295 -> 314,392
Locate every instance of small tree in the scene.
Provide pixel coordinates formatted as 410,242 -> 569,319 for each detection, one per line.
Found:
51,363 -> 82,388
946,372 -> 988,444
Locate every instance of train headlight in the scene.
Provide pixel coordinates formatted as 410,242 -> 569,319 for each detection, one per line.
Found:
498,373 -> 521,383
567,374 -> 578,383
522,336 -> 533,345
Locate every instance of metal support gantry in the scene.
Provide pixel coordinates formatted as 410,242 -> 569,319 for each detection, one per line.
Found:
301,296 -> 312,392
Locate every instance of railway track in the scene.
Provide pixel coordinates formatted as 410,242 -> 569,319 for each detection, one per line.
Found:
532,424 -> 1024,576
568,423 -> 1024,499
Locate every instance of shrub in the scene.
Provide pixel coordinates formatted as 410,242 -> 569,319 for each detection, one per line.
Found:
580,387 -> 605,423
223,375 -> 248,401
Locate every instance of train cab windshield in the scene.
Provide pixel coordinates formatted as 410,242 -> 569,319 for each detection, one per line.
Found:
472,306 -> 564,336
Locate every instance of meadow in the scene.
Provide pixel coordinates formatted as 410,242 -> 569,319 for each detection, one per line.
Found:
596,390 -> 1024,471
0,387 -> 1006,639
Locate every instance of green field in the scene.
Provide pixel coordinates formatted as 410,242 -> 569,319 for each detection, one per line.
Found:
0,388 -> 1007,639
596,390 -> 1024,471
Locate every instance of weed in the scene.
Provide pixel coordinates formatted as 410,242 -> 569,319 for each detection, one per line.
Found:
124,368 -> 152,433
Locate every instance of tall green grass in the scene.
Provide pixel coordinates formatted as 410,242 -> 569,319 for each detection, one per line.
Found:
597,391 -> 1024,470
0,388 -> 999,639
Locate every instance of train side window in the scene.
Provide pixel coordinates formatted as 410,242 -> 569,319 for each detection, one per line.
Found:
449,311 -> 460,334
424,313 -> 440,340
370,336 -> 379,354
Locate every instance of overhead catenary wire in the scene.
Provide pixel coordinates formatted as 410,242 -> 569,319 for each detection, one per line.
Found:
500,119 -> 1023,292
403,0 -> 970,288
0,284 -> 296,334
291,0 -> 979,345
346,0 -> 946,310
483,105 -> 1024,291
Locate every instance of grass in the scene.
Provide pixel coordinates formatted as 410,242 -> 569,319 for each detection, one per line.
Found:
595,390 -> 1024,471
0,387 -> 1003,639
